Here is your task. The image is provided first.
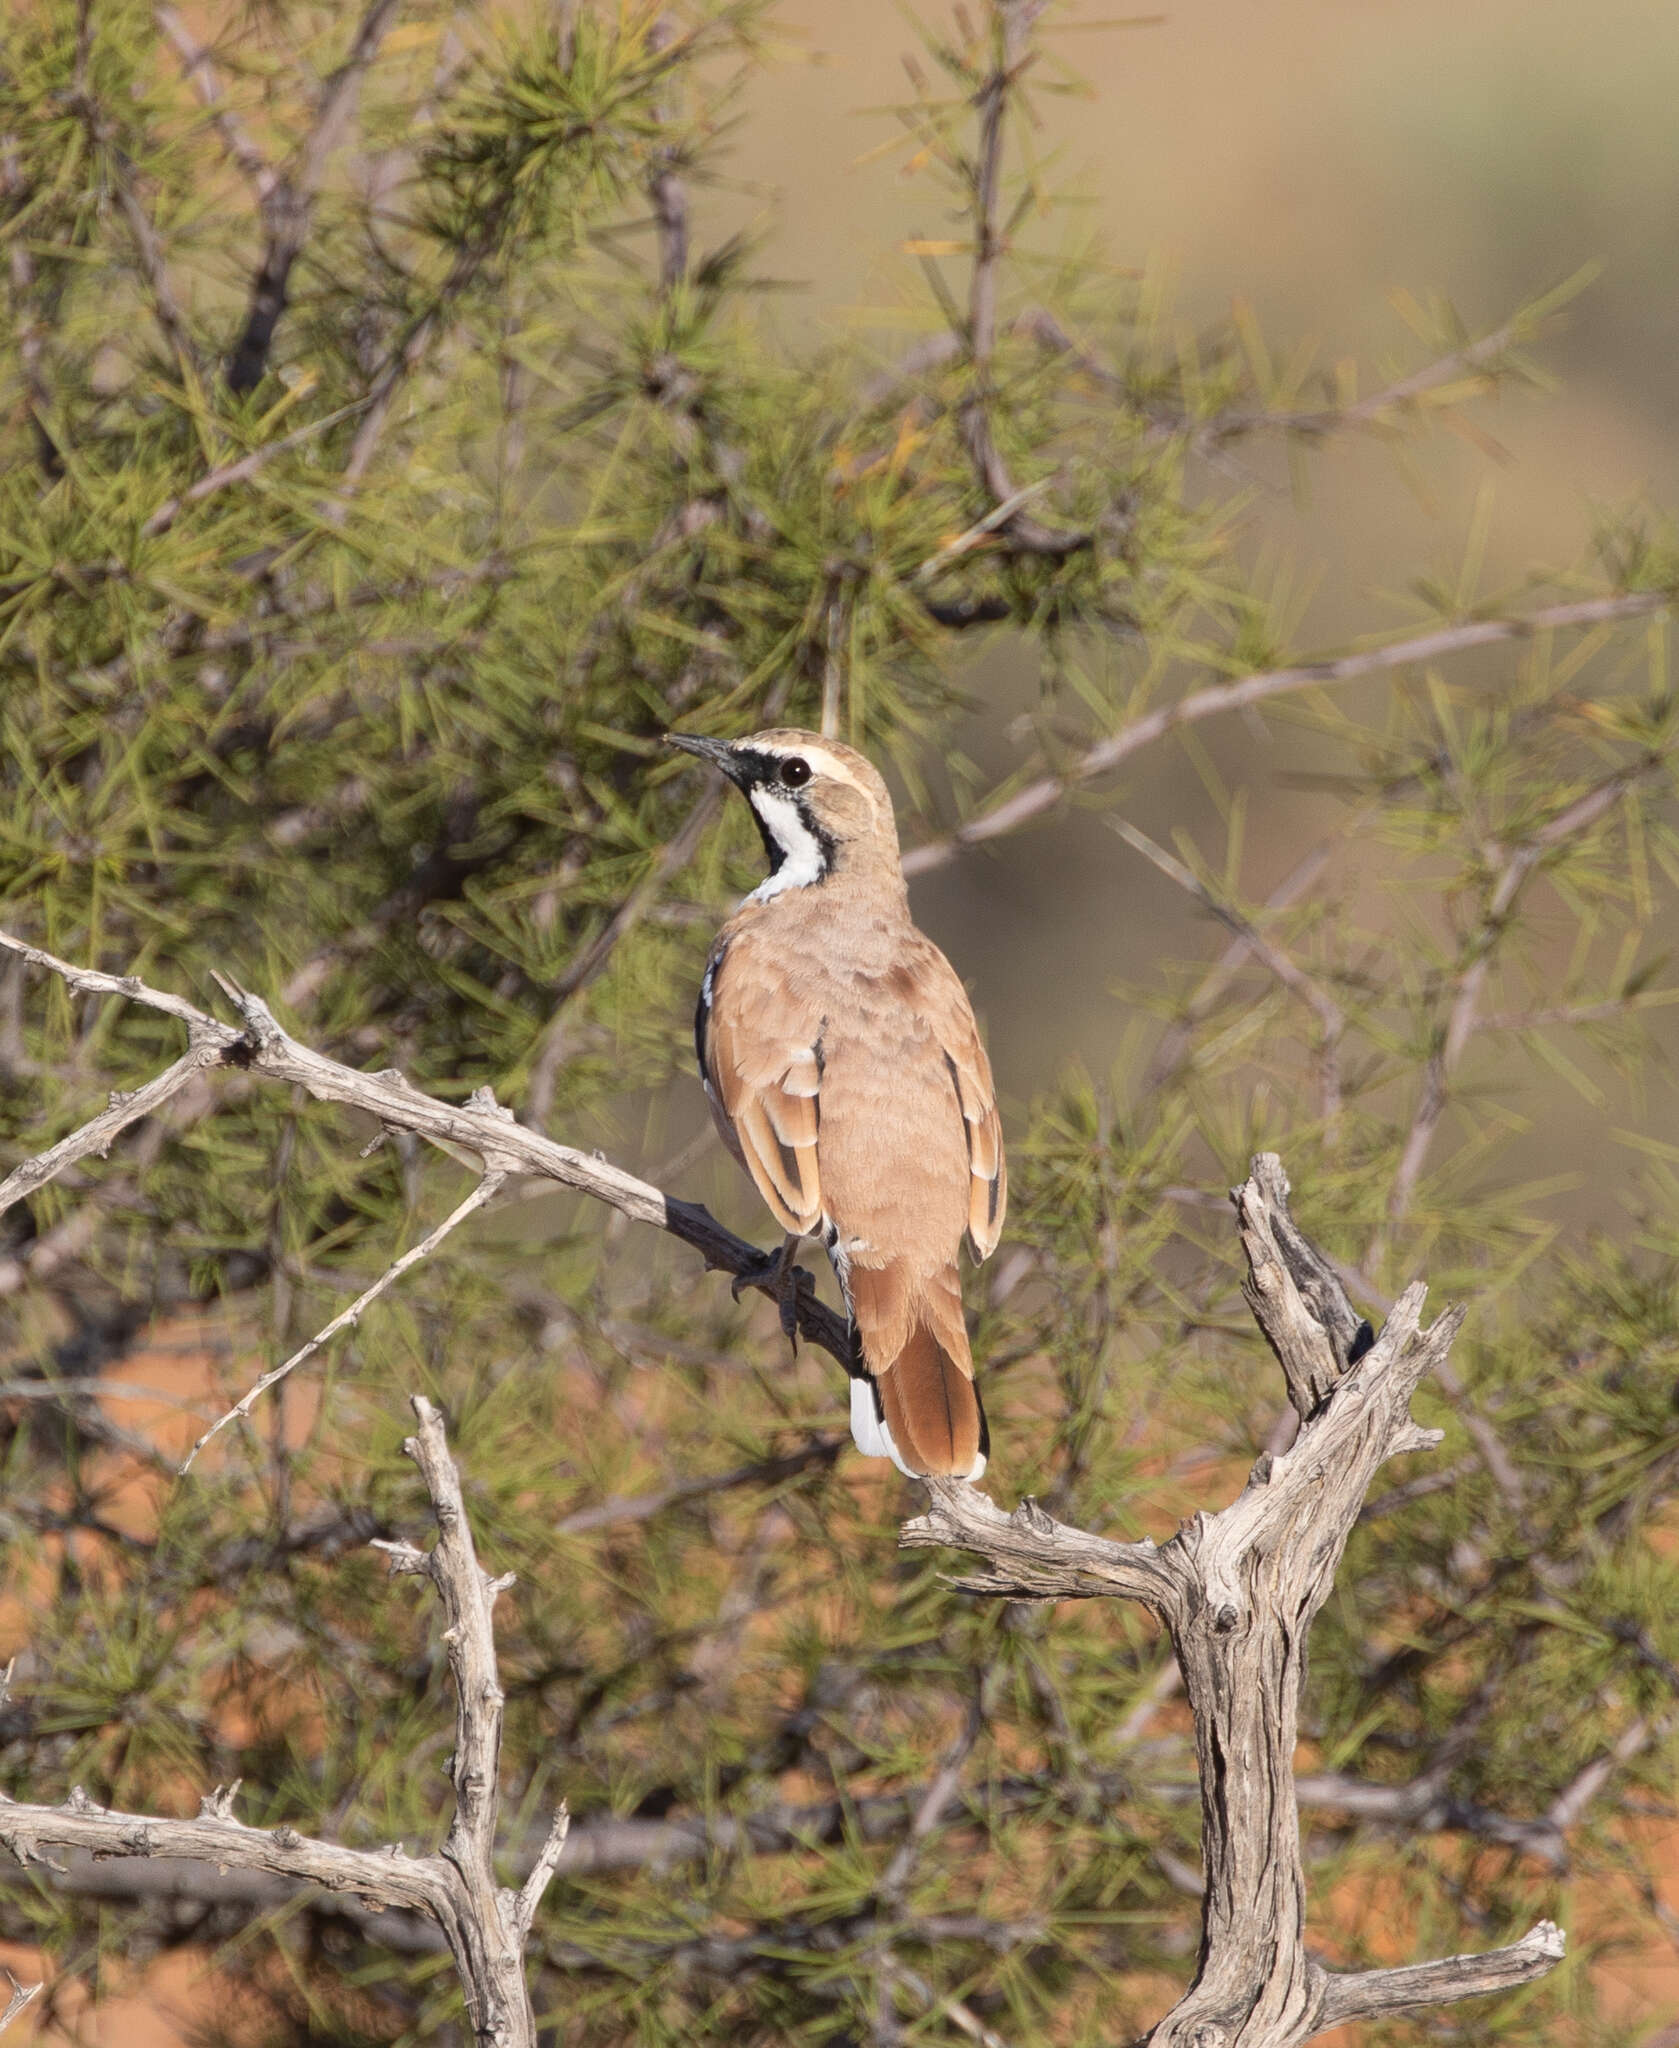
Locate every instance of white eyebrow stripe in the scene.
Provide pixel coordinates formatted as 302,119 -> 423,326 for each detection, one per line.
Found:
745,787 -> 829,901
759,745 -> 879,813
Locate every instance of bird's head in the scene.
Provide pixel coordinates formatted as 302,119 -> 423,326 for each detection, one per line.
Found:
665,726 -> 901,899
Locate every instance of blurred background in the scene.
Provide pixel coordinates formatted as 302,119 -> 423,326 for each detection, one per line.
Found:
643,0 -> 1679,1227
7,1 -> 1679,2039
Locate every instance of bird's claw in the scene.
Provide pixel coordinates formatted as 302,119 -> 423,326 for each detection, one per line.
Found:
731,1245 -> 812,1354
730,1249 -> 780,1305
778,1266 -> 814,1349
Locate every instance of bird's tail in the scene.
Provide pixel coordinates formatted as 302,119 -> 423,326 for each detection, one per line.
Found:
844,1262 -> 987,1480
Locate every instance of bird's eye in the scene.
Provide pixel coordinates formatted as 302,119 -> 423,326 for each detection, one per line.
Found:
779,757 -> 812,789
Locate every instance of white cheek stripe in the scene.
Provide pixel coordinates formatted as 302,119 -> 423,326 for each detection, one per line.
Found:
745,787 -> 827,902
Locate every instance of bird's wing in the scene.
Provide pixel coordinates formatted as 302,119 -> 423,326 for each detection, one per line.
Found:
926,949 -> 1007,1261
697,938 -> 824,1237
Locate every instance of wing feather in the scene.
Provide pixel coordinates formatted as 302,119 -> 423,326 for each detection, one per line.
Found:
699,941 -> 824,1236
937,1000 -> 1007,1262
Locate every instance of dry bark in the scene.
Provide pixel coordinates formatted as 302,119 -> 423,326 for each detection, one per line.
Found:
902,1153 -> 1564,2048
0,1398 -> 564,2048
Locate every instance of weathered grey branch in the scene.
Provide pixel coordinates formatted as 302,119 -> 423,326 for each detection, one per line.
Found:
902,1152 -> 1565,2048
0,1974 -> 40,2037
0,931 -> 854,1372
0,1752 -> 1585,1969
1315,1921 -> 1565,2031
0,1397 -> 558,2048
0,1036 -> 224,1219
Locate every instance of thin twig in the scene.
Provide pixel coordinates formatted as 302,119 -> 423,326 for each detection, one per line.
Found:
0,1974 -> 42,2038
900,591 -> 1676,877
182,1171 -> 506,1471
1109,816 -> 1344,1123
0,1038 -> 224,1218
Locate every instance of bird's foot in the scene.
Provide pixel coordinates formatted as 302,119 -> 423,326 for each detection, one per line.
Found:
732,1238 -> 813,1351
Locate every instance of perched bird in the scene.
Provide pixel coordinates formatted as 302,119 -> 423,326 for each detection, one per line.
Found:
667,726 -> 1006,1480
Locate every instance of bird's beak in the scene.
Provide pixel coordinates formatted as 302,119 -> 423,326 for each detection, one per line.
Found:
665,731 -> 740,778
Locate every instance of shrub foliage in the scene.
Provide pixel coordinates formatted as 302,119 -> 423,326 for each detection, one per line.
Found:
1,2 -> 1677,2043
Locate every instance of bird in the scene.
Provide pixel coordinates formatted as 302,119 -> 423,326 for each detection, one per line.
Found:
666,726 -> 1006,1480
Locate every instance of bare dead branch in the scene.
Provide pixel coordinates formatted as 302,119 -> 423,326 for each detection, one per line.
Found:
1316,1922 -> 1565,2032
0,1397 -> 558,2047
0,1036 -> 223,1219
899,591 -> 1676,877
0,1755 -> 1588,1967
901,1153 -> 1563,2048
0,1973 -> 41,2038
0,930 -> 854,1371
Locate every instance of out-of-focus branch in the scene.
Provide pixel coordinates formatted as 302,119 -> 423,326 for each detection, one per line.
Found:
108,158 -> 201,383
525,781 -> 724,1130
953,3 -> 1088,561
900,591 -> 1676,877
554,1432 -> 844,1534
1109,817 -> 1345,1124
153,7 -> 278,203
1198,312 -> 1532,447
1142,835 -> 1337,1094
227,0 -> 406,394
1373,751 -> 1671,1265
0,134 -> 61,476
647,17 -> 689,293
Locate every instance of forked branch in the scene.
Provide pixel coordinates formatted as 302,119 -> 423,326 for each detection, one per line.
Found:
0,930 -> 854,1407
903,1153 -> 1564,2048
0,1397 -> 561,2048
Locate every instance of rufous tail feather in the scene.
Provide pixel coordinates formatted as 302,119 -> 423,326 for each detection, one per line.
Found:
846,1262 -> 986,1479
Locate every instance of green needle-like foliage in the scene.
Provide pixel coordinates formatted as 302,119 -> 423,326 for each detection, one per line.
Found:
2,3 -> 1678,2044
